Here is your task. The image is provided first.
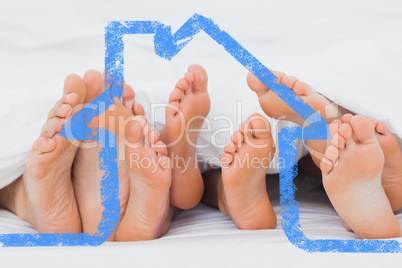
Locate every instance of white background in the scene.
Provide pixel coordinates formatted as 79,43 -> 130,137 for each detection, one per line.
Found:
1,0 -> 402,267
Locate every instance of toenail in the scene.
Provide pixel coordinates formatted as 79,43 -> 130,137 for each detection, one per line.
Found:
65,93 -> 74,102
61,104 -> 68,111
135,116 -> 147,125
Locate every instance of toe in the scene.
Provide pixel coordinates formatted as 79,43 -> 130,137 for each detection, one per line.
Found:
231,131 -> 244,145
148,127 -> 160,145
329,120 -> 342,136
292,81 -> 311,96
331,133 -> 346,149
325,145 -> 339,162
122,84 -> 135,111
165,101 -> 180,118
133,104 -> 145,116
47,100 -> 73,120
187,64 -> 208,93
282,75 -> 299,89
152,129 -> 161,143
373,121 -> 399,156
271,70 -> 286,84
339,123 -> 353,139
182,73 -> 193,95
248,114 -> 272,140
350,115 -> 376,144
239,120 -> 251,135
239,120 -> 253,144
64,92 -> 79,107
175,77 -> 189,92
82,70 -> 103,103
154,141 -> 168,156
369,118 -> 378,128
247,72 -> 269,96
220,153 -> 234,168
341,114 -> 353,124
63,74 -> 86,105
123,84 -> 135,100
125,116 -> 147,146
143,125 -> 154,145
224,141 -> 237,154
338,123 -> 354,147
40,117 -> 63,138
183,72 -> 195,88
56,103 -> 72,118
375,122 -> 388,135
32,137 -> 57,154
247,69 -> 286,95
169,88 -> 183,103
239,121 -> 247,132
320,157 -> 333,175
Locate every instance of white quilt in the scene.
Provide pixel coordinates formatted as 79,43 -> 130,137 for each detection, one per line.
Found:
1,0 -> 402,266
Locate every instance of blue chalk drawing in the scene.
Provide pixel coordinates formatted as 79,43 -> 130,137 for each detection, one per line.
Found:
1,14 -> 401,252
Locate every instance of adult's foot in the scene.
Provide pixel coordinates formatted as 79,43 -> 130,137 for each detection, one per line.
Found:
247,71 -> 345,167
342,115 -> 402,212
3,74 -> 86,233
369,118 -> 402,211
72,70 -> 143,240
219,114 -> 276,230
116,118 -> 173,241
160,64 -> 210,209
320,114 -> 401,239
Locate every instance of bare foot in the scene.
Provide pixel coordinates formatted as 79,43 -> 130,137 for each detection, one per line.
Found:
342,115 -> 402,212
218,114 -> 276,230
72,70 -> 144,241
160,64 -> 210,209
247,71 -> 345,167
9,74 -> 86,233
369,118 -> 402,211
320,114 -> 401,239
116,117 -> 173,241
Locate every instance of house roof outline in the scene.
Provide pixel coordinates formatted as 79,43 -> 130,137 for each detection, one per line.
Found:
2,14 -> 399,253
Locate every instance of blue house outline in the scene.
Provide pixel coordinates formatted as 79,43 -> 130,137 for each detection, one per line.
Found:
1,14 -> 401,253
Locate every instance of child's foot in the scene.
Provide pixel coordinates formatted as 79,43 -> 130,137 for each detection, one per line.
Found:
219,114 -> 276,230
369,118 -> 402,211
320,115 -> 401,239
160,64 -> 211,209
116,118 -> 172,241
72,70 -> 143,241
247,71 -> 343,167
13,74 -> 86,233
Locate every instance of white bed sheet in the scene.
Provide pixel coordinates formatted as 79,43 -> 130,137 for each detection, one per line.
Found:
1,172 -> 402,267
1,0 -> 402,266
